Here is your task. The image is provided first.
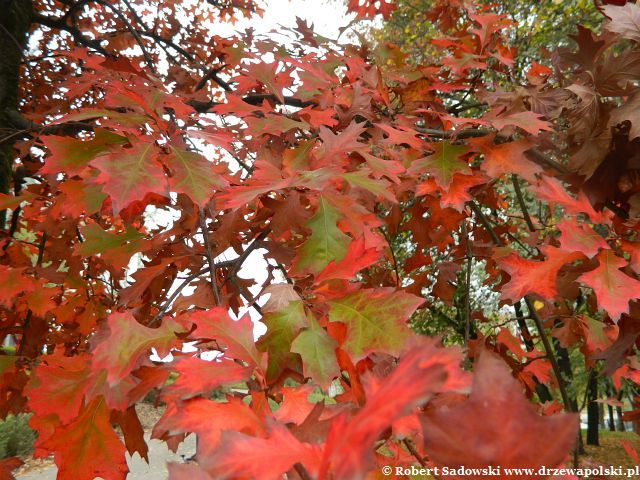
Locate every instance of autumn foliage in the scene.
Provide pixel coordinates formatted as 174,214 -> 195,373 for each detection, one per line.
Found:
2,0 -> 640,478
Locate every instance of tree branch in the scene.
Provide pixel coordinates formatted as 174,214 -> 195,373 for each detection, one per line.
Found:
33,13 -> 112,56
199,210 -> 221,306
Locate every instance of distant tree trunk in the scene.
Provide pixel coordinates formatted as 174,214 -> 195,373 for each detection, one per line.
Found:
552,322 -> 583,453
616,386 -> 626,431
586,372 -> 599,446
604,382 -> 616,431
0,0 -> 32,228
515,302 -> 552,403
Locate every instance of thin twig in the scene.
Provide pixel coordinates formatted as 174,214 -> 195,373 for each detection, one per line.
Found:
198,210 -> 221,306
221,228 -> 271,286
462,219 -> 473,345
511,174 -> 535,232
402,438 -> 427,468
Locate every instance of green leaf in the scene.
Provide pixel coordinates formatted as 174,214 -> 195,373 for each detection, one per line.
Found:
257,301 -> 308,381
342,169 -> 396,202
294,196 -> 350,275
410,141 -> 470,188
291,315 -> 339,388
76,223 -> 144,270
166,146 -> 228,205
41,129 -> 127,176
328,288 -> 424,361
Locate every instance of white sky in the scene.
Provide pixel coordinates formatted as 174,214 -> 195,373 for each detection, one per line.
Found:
219,0 -> 353,39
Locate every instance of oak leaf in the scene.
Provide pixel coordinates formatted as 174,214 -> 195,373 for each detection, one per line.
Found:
421,352 -> 578,478
327,288 -> 423,361
579,249 -> 640,321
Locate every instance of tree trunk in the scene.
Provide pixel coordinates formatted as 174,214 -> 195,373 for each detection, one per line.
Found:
0,0 -> 32,229
605,382 -> 616,431
616,387 -> 626,431
552,322 -> 583,453
586,372 -> 599,446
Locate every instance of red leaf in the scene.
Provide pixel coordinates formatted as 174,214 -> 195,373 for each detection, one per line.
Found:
112,406 -> 149,462
529,176 -> 610,223
25,353 -> 92,424
421,352 -> 578,477
314,237 -> 380,284
92,312 -> 185,384
0,458 -> 22,480
44,397 -> 128,480
204,423 -> 322,479
188,308 -> 263,367
90,141 -> 168,213
152,397 -> 263,454
496,246 -> 584,302
579,249 -> 640,321
323,339 -> 468,478
162,357 -> 252,401
557,218 -> 608,258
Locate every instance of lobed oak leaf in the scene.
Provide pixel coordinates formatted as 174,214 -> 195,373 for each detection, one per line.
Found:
421,352 -> 578,478
111,406 -> 149,462
40,129 -> 126,176
488,110 -> 553,135
291,315 -> 340,388
439,173 -> 487,212
342,169 -> 397,203
165,146 -> 228,205
603,3 -> 640,43
274,385 -> 316,425
327,288 -> 423,362
409,141 -> 470,189
314,236 -> 380,284
578,249 -> 640,321
162,357 -> 252,401
470,135 -> 539,183
316,121 -> 367,161
44,397 -> 128,480
151,396 -> 263,454
375,123 -> 424,150
496,246 -> 585,302
529,176 -> 610,224
90,140 -> 168,213
0,266 -> 37,308
75,223 -> 145,271
25,353 -> 92,424
293,196 -> 351,275
188,308 -> 263,367
557,218 -> 608,258
347,0 -> 396,18
324,338 -> 468,479
204,423 -> 322,480
92,312 -> 185,384
56,180 -> 107,217
257,301 -> 308,381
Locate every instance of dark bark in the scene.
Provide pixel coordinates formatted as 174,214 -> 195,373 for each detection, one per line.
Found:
605,382 -> 616,431
514,302 -> 553,403
616,387 -> 626,431
0,0 -> 32,228
586,371 -> 599,446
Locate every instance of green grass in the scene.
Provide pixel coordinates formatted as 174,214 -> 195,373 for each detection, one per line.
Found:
581,430 -> 640,479
0,414 -> 36,459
